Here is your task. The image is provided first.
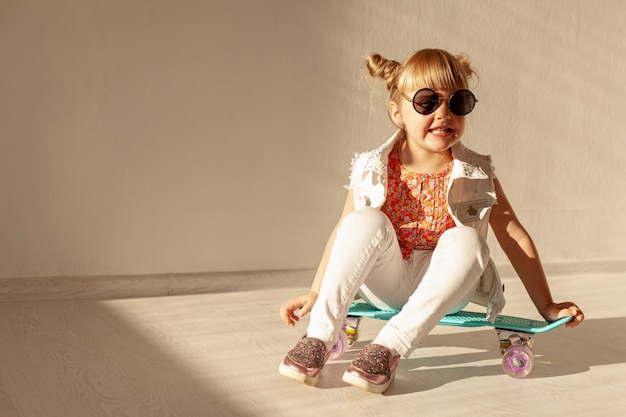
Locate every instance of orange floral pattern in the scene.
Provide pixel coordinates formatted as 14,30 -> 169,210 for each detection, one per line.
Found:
381,143 -> 456,259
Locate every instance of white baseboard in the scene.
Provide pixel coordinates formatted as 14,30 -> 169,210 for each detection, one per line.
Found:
0,269 -> 314,301
1,260 -> 624,301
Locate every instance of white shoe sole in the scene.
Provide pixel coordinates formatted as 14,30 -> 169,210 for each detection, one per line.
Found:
279,362 -> 319,386
342,370 -> 394,394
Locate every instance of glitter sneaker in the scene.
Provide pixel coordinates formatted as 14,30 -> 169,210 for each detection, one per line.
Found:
279,336 -> 330,386
342,343 -> 400,394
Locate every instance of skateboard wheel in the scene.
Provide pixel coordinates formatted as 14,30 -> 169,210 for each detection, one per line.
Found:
344,316 -> 361,346
329,330 -> 347,360
345,325 -> 359,346
501,344 -> 534,378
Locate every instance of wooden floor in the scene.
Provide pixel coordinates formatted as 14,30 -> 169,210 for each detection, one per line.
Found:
0,268 -> 624,417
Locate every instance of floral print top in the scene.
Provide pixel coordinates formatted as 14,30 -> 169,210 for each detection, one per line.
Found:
381,142 -> 456,259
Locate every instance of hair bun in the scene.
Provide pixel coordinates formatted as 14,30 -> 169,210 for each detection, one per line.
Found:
366,54 -> 401,90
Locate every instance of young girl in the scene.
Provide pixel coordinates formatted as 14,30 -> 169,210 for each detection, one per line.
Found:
278,48 -> 584,394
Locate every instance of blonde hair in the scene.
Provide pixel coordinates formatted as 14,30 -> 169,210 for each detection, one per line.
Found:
366,49 -> 477,106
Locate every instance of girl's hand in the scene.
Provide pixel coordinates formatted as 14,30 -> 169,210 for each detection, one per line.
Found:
542,302 -> 585,328
280,291 -> 319,327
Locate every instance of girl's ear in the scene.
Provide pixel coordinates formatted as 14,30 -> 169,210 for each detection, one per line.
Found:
389,101 -> 404,128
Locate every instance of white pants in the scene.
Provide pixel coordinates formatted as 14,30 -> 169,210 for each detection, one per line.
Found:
307,207 -> 490,358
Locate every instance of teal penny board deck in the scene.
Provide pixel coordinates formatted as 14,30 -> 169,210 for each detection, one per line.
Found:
347,302 -> 572,334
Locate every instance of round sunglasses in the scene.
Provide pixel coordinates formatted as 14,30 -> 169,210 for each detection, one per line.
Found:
397,88 -> 477,116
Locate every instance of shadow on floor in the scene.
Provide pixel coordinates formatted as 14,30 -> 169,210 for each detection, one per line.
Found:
0,298 -> 260,417
316,316 -> 625,396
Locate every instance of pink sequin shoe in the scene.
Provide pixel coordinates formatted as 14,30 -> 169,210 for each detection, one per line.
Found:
279,336 -> 330,386
342,343 -> 400,394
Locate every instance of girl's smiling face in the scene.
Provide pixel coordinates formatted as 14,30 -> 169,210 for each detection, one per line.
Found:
389,88 -> 466,156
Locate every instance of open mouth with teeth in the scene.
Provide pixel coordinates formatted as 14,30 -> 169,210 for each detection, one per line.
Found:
430,128 -> 452,135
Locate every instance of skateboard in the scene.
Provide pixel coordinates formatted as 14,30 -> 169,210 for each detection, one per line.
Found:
330,302 -> 573,379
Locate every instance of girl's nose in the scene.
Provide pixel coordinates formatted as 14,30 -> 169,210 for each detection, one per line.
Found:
435,102 -> 452,120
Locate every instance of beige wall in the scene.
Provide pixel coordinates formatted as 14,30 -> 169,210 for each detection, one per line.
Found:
1,0 -> 625,278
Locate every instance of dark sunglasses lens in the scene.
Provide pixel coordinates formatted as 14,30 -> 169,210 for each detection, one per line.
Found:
449,90 -> 476,115
412,89 -> 439,114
